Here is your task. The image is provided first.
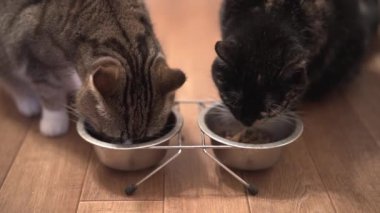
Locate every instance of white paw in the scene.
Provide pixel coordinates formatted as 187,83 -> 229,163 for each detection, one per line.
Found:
14,95 -> 41,117
40,108 -> 69,137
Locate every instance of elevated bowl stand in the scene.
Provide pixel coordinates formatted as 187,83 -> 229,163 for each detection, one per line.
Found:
124,101 -> 258,196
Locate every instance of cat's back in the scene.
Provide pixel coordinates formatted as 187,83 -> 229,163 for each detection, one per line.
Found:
0,0 -> 150,63
0,0 -> 85,39
0,0 -> 45,38
0,0 -> 147,41
0,0 -> 44,18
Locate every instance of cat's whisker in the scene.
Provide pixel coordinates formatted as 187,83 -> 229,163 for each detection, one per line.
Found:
285,114 -> 298,121
213,106 -> 229,113
271,114 -> 295,125
67,110 -> 80,118
280,113 -> 297,121
280,118 -> 297,125
65,106 -> 81,117
66,107 -> 79,113
65,104 -> 77,111
65,105 -> 79,112
281,112 -> 296,118
291,110 -> 306,115
70,118 -> 79,123
275,118 -> 294,125
67,110 -> 80,121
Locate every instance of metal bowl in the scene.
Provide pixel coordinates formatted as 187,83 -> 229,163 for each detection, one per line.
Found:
77,110 -> 183,171
198,104 -> 303,171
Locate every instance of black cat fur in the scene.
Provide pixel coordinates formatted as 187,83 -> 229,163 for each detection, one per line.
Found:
212,0 -> 379,126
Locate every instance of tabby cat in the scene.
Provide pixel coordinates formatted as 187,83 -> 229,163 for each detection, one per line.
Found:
0,0 -> 186,141
212,0 -> 379,126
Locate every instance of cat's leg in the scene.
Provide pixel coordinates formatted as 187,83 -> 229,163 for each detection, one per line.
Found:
0,36 -> 42,117
40,105 -> 69,137
35,81 -> 69,137
0,72 -> 41,117
27,65 -> 70,137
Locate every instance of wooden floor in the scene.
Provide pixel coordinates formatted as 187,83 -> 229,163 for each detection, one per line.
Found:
1,1 -> 380,212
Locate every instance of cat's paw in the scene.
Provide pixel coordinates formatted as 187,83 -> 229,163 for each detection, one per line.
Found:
14,95 -> 41,117
40,108 -> 69,137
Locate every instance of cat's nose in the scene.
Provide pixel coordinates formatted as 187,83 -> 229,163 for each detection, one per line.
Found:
240,116 -> 255,126
240,111 -> 264,126
229,108 -> 257,126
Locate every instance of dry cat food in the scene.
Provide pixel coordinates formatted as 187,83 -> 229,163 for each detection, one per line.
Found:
225,128 -> 272,144
86,112 -> 176,144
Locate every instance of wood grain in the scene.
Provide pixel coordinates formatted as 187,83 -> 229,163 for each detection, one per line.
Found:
80,151 -> 164,201
146,0 -> 220,101
77,201 -> 163,213
344,40 -> 380,146
302,94 -> 380,213
163,106 -> 250,213
0,0 -> 379,212
147,1 -> 250,212
0,122 -> 91,213
0,89 -> 32,185
245,139 -> 335,213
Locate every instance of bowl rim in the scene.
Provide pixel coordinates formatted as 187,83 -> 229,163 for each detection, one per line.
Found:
198,103 -> 304,150
77,109 -> 183,150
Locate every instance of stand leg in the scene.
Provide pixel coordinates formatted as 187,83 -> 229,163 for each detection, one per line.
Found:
202,149 -> 258,195
125,134 -> 183,196
200,132 -> 258,196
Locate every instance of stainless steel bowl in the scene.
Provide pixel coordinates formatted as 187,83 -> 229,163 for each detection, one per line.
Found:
77,110 -> 183,171
198,104 -> 303,171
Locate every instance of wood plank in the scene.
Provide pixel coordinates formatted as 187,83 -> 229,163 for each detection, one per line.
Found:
0,1 -> 377,212
146,1 -> 250,212
164,196 -> 248,213
80,151 -> 164,201
0,89 -> 32,185
77,201 -> 162,213
163,106 -> 250,213
0,122 -> 92,213
302,93 -> 380,212
245,139 -> 335,213
344,42 -> 380,146
145,0 -> 220,101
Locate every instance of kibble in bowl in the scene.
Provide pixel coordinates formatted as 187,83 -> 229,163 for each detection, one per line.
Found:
225,128 -> 273,144
198,104 -> 303,170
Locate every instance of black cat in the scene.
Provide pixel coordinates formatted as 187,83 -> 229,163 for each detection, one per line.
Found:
212,0 -> 379,126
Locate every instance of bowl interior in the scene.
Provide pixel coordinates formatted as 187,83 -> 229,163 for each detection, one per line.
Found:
77,110 -> 183,150
199,104 -> 303,149
85,112 -> 176,144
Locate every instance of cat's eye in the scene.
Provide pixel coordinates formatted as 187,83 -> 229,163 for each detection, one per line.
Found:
287,69 -> 306,85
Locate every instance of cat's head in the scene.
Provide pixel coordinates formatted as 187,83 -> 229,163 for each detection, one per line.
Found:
76,56 -> 186,143
212,22 -> 308,126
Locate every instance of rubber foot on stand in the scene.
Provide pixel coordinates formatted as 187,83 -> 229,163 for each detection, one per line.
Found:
247,185 -> 258,196
125,184 -> 137,196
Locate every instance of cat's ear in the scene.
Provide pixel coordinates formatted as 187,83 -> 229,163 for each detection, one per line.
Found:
215,40 -> 239,65
91,57 -> 122,97
159,68 -> 186,94
154,58 -> 186,94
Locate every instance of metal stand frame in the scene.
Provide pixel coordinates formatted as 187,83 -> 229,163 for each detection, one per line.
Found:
125,101 -> 258,196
